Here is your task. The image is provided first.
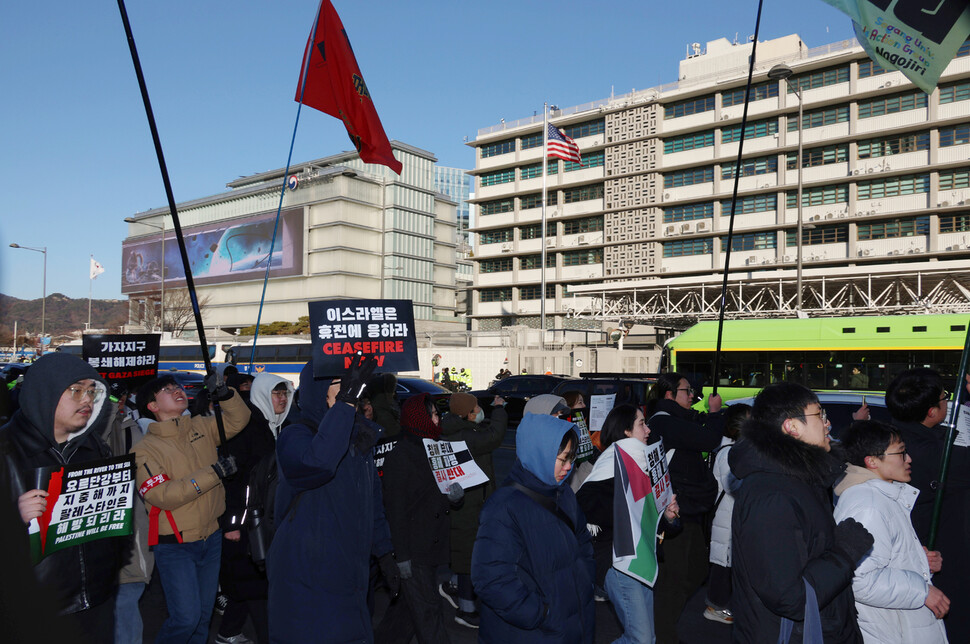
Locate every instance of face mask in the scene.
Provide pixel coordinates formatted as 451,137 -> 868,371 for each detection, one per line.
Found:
474,408 -> 485,424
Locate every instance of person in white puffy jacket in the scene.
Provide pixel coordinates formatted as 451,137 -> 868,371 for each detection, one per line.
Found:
704,403 -> 749,625
834,420 -> 949,644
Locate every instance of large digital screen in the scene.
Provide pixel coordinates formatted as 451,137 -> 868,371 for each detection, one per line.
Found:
121,209 -> 304,294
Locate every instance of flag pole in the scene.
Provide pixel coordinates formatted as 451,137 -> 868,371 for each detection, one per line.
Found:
88,256 -> 93,331
540,103 -> 549,342
115,0 -> 228,451
710,0 -> 766,397
248,0 -> 322,374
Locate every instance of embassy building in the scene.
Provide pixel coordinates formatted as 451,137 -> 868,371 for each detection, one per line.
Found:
466,34 -> 970,332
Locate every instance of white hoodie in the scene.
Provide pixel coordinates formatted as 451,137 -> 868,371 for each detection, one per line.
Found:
249,373 -> 295,438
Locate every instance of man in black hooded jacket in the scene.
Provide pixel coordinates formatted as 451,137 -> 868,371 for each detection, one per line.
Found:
0,352 -> 122,641
729,382 -> 873,643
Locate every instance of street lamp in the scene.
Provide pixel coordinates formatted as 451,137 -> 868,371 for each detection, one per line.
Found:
124,217 -> 165,332
767,63 -> 805,311
9,243 -> 47,347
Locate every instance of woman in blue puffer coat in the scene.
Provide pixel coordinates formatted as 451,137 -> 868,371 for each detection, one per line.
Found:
471,413 -> 595,643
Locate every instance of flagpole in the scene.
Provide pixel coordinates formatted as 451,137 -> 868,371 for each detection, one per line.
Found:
540,103 -> 549,340
88,256 -> 94,331
115,0 -> 228,452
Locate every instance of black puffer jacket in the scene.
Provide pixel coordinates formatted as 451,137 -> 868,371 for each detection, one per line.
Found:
0,353 -> 122,615
646,399 -> 722,520
729,419 -> 862,644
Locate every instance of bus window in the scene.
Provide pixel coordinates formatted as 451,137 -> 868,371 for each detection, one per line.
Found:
276,345 -> 301,360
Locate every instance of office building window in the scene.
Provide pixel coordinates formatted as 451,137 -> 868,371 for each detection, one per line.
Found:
788,65 -> 849,93
722,118 -> 778,143
520,161 -> 558,179
564,150 -> 604,172
959,40 -> 970,57
519,285 -> 556,300
562,119 -> 605,139
562,184 -> 604,204
479,287 -> 513,302
663,239 -> 713,257
939,168 -> 970,191
562,249 -> 603,266
481,139 -> 515,158
480,168 -> 515,186
663,130 -> 715,154
723,155 -> 778,179
521,132 -> 542,150
858,91 -> 927,118
857,60 -> 888,78
479,229 -> 513,244
940,81 -> 970,104
857,174 -> 930,199
857,131 -> 930,158
723,232 -> 777,251
722,194 -> 777,214
939,214 -> 970,233
787,144 -> 847,169
788,105 -> 849,131
521,223 -> 554,239
520,193 -> 544,210
479,258 -> 513,273
722,82 -> 778,107
785,225 -> 848,245
786,185 -> 848,208
664,95 -> 715,119
665,166 -> 714,188
480,199 -> 513,216
857,216 -> 930,240
664,202 -> 714,223
520,254 -> 556,269
563,216 -> 604,234
939,125 -> 970,148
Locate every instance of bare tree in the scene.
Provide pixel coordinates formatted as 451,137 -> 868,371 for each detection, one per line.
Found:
133,288 -> 211,337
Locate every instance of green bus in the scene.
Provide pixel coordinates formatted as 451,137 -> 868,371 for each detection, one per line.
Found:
661,314 -> 969,401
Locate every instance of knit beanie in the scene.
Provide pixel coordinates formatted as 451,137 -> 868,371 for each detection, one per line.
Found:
400,393 -> 441,440
449,392 -> 477,419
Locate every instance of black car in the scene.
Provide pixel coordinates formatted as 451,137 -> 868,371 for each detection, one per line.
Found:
551,373 -> 658,412
396,377 -> 452,413
471,374 -> 578,426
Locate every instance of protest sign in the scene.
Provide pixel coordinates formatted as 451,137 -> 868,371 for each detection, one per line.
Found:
308,299 -> 418,377
588,393 -> 617,434
567,410 -> 595,463
645,439 -> 674,514
82,334 -> 160,387
422,439 -> 489,493
28,455 -> 135,563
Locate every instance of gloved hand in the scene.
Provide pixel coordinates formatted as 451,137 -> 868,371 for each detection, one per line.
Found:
447,482 -> 464,503
832,517 -> 874,566
204,371 -> 232,401
378,552 -> 401,597
211,455 -> 238,480
397,559 -> 413,580
335,352 -> 378,405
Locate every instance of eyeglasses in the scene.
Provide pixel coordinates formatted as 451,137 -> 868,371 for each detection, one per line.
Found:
676,387 -> 694,396
940,390 -> 951,402
157,385 -> 183,396
800,408 -> 828,424
881,448 -> 908,458
67,385 -> 103,403
271,390 -> 291,398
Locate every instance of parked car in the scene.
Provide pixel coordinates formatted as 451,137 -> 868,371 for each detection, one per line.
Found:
471,374 -> 579,426
727,391 -> 892,440
396,377 -> 452,413
552,373 -> 658,412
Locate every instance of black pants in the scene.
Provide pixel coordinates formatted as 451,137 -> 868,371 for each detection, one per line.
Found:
706,563 -> 732,611
374,563 -> 451,644
218,597 -> 269,643
70,595 -> 116,644
654,520 -> 709,644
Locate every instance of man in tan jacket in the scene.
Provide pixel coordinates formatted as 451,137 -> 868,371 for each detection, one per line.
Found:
133,373 -> 250,643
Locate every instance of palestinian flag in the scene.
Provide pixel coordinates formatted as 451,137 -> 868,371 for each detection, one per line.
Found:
612,442 -> 662,586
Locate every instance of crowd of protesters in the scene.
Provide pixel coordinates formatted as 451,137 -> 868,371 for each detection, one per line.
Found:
1,349 -> 968,644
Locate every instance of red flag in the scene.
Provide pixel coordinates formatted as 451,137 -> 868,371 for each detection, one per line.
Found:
296,0 -> 402,174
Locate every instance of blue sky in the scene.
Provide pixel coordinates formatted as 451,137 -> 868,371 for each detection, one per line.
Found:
0,0 -> 854,303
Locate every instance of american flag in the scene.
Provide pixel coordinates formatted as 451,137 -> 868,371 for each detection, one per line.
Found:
546,123 -> 582,165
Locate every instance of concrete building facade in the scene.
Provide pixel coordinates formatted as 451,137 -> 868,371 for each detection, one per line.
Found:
122,142 -> 463,336
467,35 -> 970,330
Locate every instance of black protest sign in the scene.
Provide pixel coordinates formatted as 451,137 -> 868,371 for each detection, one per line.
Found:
309,300 -> 418,377
82,334 -> 161,386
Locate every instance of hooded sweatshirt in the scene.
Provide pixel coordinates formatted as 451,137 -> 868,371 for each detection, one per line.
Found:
249,373 -> 294,439
0,352 -> 119,614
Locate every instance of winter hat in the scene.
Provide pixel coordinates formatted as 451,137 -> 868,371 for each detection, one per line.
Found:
449,392 -> 477,418
400,393 -> 441,440
523,394 -> 569,416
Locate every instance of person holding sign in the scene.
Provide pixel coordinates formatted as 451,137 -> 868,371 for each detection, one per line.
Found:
376,392 -> 464,642
132,372 -> 251,644
0,352 -> 123,641
267,356 -> 400,644
578,404 -> 681,644
471,413 -> 595,643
